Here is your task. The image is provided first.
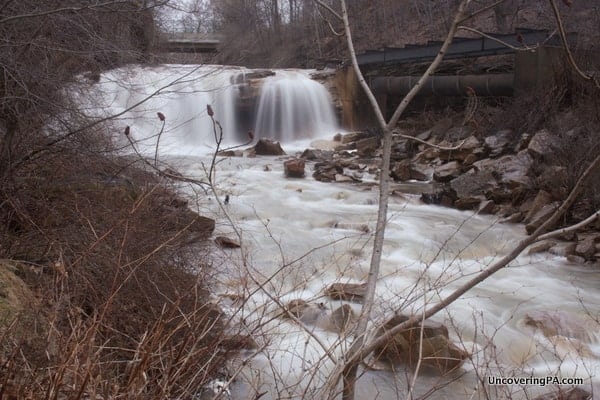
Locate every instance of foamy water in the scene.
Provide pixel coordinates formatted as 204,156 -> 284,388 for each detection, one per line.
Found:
80,66 -> 600,399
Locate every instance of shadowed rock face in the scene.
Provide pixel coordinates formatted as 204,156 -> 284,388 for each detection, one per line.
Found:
373,314 -> 469,375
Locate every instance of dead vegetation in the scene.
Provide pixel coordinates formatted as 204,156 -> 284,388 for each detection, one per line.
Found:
0,2 -> 240,399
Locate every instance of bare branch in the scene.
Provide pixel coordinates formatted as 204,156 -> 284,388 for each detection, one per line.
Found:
547,0 -> 600,89
458,0 -> 508,24
313,0 -> 342,21
0,1 -> 167,25
535,210 -> 600,242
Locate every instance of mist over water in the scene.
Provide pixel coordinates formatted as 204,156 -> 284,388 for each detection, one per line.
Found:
85,65 -> 340,155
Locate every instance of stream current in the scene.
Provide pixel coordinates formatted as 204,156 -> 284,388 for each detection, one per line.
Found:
84,65 -> 600,400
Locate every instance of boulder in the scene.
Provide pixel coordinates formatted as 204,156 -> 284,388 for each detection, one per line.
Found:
548,242 -> 577,257
473,151 -> 533,189
325,282 -> 367,302
538,166 -> 568,200
575,236 -> 596,260
313,161 -> 343,182
420,190 -> 455,207
335,174 -> 354,183
333,133 -> 342,142
355,136 -> 381,157
217,149 -> 242,157
329,304 -> 357,333
414,146 -> 439,162
391,160 -> 411,181
438,135 -> 481,162
478,199 -> 496,214
373,314 -> 468,375
484,129 -> 513,158
525,201 -> 560,234
284,158 -> 305,178
528,129 -> 557,161
282,299 -> 310,319
528,240 -> 555,255
301,148 -> 333,161
454,196 -> 483,210
433,161 -> 461,182
215,236 -> 240,248
523,310 -> 599,342
410,163 -> 431,181
340,131 -> 366,144
524,190 -> 554,223
253,138 -> 286,155
450,169 -> 497,199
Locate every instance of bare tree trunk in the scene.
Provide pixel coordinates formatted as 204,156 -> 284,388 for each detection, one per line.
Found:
336,1 -> 472,398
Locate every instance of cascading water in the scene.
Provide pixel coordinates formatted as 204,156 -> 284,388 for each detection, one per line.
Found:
253,70 -> 339,141
79,64 -> 600,399
84,65 -> 340,154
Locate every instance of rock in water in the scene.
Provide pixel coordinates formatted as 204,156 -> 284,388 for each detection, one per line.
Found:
329,304 -> 356,333
215,236 -> 240,248
325,282 -> 367,302
373,314 -> 468,375
253,138 -> 286,155
283,158 -> 306,178
523,310 -> 599,342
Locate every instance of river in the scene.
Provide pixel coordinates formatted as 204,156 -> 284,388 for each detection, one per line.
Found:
85,65 -> 600,400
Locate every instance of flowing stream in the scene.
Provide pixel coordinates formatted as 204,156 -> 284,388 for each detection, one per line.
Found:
84,65 -> 600,400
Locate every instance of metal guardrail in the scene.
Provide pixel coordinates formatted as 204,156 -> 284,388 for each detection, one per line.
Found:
357,29 -> 573,66
158,33 -> 222,53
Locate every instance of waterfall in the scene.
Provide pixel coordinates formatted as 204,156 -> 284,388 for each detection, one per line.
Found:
253,70 -> 339,141
85,65 -> 339,155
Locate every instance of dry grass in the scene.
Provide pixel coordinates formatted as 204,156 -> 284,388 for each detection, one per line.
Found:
0,137 -> 239,399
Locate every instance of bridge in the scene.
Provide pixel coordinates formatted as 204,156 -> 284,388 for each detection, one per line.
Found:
357,29 -> 572,66
159,33 -> 221,53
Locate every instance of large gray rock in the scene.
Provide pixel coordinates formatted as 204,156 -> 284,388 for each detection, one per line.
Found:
484,129 -> 513,158
438,135 -> 481,162
355,136 -> 381,157
525,201 -> 560,234
433,161 -> 461,182
473,150 -> 533,189
450,169 -> 497,199
373,314 -> 468,375
528,129 -> 558,161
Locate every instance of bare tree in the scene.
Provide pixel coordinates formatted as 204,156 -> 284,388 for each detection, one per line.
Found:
313,0 -> 600,398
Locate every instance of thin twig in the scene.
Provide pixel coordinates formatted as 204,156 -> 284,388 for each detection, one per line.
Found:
547,0 -> 600,89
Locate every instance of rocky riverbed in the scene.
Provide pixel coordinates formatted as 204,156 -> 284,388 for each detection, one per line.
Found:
235,120 -> 600,267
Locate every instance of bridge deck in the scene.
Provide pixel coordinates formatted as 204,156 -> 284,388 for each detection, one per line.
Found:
357,29 -> 572,66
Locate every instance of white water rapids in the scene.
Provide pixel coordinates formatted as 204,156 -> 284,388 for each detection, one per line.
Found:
83,65 -> 600,400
